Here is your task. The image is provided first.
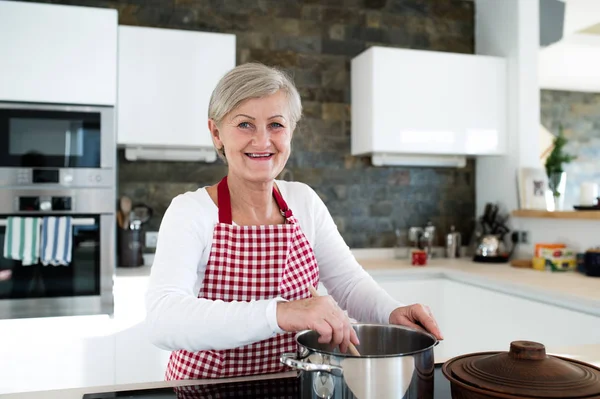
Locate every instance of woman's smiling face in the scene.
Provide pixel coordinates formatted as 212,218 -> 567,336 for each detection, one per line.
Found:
210,90 -> 293,184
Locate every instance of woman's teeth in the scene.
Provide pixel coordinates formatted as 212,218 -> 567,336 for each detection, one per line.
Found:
247,153 -> 272,158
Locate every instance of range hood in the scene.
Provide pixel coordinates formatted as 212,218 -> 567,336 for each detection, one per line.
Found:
351,47 -> 507,168
123,145 -> 217,162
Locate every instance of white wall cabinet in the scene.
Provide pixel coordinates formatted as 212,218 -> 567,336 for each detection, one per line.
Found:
117,26 -> 236,162
351,47 -> 507,167
0,1 -> 117,106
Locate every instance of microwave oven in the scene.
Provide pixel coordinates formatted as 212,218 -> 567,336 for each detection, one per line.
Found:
0,102 -> 115,187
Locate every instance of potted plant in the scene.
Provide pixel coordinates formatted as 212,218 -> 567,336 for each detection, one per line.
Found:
544,125 -> 576,210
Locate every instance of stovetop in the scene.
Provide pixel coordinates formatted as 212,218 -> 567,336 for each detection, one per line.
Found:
83,364 -> 451,398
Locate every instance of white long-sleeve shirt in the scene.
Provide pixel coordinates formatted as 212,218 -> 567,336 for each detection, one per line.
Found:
145,180 -> 403,352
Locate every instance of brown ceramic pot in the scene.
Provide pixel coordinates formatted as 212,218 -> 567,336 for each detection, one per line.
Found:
442,340 -> 600,398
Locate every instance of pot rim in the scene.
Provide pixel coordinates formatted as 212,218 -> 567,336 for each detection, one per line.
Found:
294,323 -> 438,358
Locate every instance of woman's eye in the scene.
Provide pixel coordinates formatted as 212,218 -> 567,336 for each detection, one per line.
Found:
238,122 -> 251,129
270,122 -> 284,129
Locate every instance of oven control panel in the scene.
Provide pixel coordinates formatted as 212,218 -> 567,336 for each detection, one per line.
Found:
18,196 -> 72,212
1,168 -> 113,188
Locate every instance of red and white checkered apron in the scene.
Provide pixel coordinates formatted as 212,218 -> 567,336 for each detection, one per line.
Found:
165,176 -> 319,380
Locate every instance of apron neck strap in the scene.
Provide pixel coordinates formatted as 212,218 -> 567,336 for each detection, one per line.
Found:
217,176 -> 293,224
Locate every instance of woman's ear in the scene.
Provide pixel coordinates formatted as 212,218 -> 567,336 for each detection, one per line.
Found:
208,119 -> 223,150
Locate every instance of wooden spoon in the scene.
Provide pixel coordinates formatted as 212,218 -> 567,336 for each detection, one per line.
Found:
119,196 -> 132,229
308,286 -> 361,356
116,210 -> 124,229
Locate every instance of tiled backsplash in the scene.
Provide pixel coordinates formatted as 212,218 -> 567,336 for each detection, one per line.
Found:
31,0 -> 477,248
541,90 -> 600,210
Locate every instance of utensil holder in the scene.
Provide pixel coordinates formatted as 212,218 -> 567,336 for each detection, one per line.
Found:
118,229 -> 144,268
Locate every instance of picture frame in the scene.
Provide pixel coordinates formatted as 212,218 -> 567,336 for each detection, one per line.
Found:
518,167 -> 551,210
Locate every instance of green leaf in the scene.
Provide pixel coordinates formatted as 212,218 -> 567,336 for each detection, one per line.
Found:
544,124 -> 576,178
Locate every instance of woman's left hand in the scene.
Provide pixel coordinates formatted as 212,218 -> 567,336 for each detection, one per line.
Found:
389,304 -> 444,340
0,270 -> 11,281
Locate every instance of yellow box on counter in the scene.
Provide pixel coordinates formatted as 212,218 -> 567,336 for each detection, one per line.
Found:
533,247 -> 577,272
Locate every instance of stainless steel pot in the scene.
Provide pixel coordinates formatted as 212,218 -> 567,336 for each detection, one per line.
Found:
281,323 -> 438,399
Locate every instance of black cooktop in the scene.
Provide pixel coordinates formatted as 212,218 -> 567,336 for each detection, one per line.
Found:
83,364 -> 451,398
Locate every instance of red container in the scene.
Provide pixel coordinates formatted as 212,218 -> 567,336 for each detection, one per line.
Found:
411,250 -> 427,266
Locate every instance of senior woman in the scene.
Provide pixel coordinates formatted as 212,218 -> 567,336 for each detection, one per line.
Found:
145,62 -> 443,381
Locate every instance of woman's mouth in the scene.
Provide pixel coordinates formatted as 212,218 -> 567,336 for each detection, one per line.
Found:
245,153 -> 274,160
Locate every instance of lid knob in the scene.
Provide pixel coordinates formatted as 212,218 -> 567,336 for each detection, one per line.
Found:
509,340 -> 546,360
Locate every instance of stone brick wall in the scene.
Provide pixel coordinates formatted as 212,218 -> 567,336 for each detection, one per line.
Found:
28,0 -> 477,248
541,90 -> 600,210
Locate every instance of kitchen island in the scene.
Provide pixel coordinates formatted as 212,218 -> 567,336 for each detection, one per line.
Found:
1,256 -> 599,398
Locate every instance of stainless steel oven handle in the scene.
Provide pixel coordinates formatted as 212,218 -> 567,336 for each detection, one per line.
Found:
0,217 -> 96,226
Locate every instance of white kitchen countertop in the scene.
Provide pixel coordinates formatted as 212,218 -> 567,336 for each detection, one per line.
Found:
4,255 -> 599,399
116,255 -> 600,314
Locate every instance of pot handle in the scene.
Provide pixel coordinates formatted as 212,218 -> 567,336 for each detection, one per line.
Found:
280,353 -> 344,377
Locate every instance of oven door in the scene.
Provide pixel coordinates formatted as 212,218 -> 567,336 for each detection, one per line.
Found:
0,214 -> 114,319
0,102 -> 115,169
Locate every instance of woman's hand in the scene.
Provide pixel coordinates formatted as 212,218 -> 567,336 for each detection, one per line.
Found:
277,296 -> 360,353
389,304 -> 444,340
0,270 -> 11,281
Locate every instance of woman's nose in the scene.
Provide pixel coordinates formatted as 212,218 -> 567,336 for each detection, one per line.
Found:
252,126 -> 270,147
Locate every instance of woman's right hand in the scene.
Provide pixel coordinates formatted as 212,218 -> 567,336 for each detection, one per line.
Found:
276,295 -> 360,354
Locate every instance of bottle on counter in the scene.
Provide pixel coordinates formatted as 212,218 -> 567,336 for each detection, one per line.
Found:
446,225 -> 461,258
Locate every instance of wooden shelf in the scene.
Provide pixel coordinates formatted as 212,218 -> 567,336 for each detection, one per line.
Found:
511,209 -> 600,220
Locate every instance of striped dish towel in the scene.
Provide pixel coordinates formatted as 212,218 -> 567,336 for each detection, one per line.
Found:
2,217 -> 42,266
41,217 -> 73,266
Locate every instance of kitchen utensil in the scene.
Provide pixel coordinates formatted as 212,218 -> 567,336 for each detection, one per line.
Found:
119,196 -> 132,230
488,203 -> 499,231
129,219 -> 142,231
442,340 -> 600,398
308,286 -> 361,357
473,233 -> 516,263
116,210 -> 124,229
408,226 -> 423,249
117,228 -> 143,268
131,203 -> 153,224
574,204 -> 600,210
411,249 -> 427,266
445,225 -> 461,258
584,248 -> 600,277
481,202 -> 494,233
420,221 -> 436,258
510,258 -> 532,268
476,234 -> 505,256
281,323 -> 438,399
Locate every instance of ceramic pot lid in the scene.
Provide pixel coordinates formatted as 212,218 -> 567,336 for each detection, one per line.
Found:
444,341 -> 600,398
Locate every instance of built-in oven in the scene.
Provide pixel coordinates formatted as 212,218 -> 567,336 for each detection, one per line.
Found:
0,102 -> 116,319
0,189 -> 115,319
0,102 -> 114,188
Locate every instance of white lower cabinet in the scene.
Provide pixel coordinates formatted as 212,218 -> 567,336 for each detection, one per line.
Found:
0,315 -> 115,394
114,321 -> 171,384
0,276 -> 171,394
113,276 -> 171,385
2,271 -> 599,394
371,274 -> 600,361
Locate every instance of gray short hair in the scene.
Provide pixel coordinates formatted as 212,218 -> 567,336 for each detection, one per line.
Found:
208,63 -> 302,161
